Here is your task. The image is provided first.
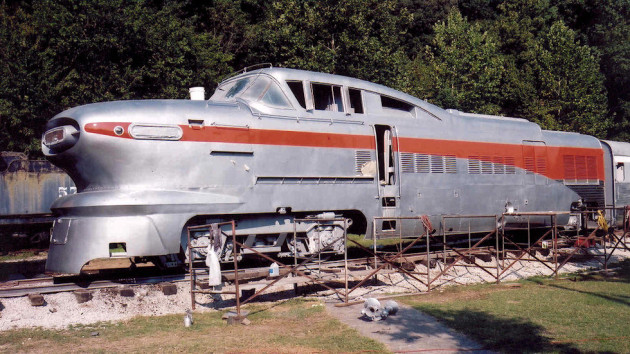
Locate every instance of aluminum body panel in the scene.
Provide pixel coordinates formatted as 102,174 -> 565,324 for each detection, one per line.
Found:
43,68 -> 611,274
602,140 -> 630,208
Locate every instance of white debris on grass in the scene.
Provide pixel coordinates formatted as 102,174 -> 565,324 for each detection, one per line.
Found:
1,247 -> 628,331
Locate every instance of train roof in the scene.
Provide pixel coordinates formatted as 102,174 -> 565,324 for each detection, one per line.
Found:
540,130 -> 603,149
603,140 -> 630,156
221,67 -> 451,120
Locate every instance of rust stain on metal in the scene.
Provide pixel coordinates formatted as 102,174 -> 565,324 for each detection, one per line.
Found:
1,154 -> 74,216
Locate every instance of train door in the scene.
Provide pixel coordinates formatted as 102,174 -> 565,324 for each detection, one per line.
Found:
374,125 -> 400,233
522,141 -> 548,185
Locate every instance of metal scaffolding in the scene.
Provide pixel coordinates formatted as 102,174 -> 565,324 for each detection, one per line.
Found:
185,206 -> 630,316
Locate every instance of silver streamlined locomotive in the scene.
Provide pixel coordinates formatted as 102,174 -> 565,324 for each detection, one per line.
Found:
42,66 -> 630,274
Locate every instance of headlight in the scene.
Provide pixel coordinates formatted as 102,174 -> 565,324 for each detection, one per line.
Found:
43,125 -> 80,151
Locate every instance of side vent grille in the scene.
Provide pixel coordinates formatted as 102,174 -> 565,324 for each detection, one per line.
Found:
524,157 -> 535,174
468,157 -> 481,174
469,155 -> 517,175
430,155 -> 444,173
564,155 -> 577,179
563,154 -> 599,184
444,155 -> 457,173
355,150 -> 372,173
493,156 -> 505,174
536,158 -> 547,175
505,157 -> 516,174
401,153 -> 456,174
586,156 -> 597,179
400,153 -> 414,173
416,154 -> 430,173
481,156 -> 493,174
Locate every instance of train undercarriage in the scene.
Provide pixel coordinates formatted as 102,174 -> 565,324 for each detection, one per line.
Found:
136,212 -> 355,271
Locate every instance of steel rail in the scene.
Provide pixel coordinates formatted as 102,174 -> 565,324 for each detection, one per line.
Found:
0,246 -> 499,299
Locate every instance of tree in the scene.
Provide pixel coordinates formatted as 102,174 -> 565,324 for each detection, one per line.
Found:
245,0 -> 413,90
556,0 -> 630,140
489,0 -> 560,118
0,0 -> 233,155
410,10 -> 506,114
527,21 -> 609,137
397,0 -> 458,55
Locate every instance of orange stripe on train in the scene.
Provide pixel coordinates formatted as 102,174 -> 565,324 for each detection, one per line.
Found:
85,122 -> 605,181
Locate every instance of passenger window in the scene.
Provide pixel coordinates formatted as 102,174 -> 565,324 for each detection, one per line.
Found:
312,83 -> 344,112
287,81 -> 306,109
348,88 -> 364,114
617,163 -> 625,182
381,95 -> 414,112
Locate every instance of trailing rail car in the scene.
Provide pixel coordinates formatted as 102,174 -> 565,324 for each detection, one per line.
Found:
0,152 -> 75,251
41,66 -> 630,274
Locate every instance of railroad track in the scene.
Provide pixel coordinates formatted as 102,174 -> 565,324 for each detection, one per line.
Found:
0,273 -> 190,298
0,247 -> 499,298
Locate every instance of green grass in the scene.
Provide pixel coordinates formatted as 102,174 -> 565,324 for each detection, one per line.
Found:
401,260 -> 630,353
0,250 -> 41,262
0,298 -> 387,353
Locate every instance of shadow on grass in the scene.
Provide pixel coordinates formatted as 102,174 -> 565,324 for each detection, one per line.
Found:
546,281 -> 630,308
398,306 -> 581,353
526,258 -> 630,308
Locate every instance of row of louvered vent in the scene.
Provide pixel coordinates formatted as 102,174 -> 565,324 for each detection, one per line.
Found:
524,157 -> 547,175
563,155 -> 598,181
359,151 -> 599,179
468,156 -> 517,175
355,150 -> 373,173
400,153 -> 457,174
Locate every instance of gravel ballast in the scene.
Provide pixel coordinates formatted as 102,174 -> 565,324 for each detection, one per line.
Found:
1,247 -> 628,331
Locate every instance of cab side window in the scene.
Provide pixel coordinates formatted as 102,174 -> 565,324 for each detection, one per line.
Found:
617,163 -> 625,182
312,83 -> 343,112
286,81 -> 306,109
348,88 -> 364,114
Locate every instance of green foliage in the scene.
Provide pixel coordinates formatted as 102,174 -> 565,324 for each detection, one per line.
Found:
528,21 -> 609,137
0,0 -> 232,155
411,10 -> 506,114
0,0 -> 628,153
557,0 -> 630,140
246,0 -> 412,90
397,0 -> 458,55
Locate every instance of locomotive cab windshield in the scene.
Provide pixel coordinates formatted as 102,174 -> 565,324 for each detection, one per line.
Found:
210,74 -> 292,109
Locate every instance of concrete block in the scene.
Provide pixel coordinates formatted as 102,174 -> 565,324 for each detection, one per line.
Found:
421,259 -> 437,268
118,287 -> 135,297
476,253 -> 493,262
28,293 -> 45,306
73,289 -> 93,303
160,282 -> 177,296
401,261 -> 416,271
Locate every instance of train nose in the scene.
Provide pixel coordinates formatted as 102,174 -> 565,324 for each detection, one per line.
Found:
42,119 -> 80,155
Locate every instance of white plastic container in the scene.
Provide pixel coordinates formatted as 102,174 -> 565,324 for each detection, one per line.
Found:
269,262 -> 279,277
189,87 -> 205,100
